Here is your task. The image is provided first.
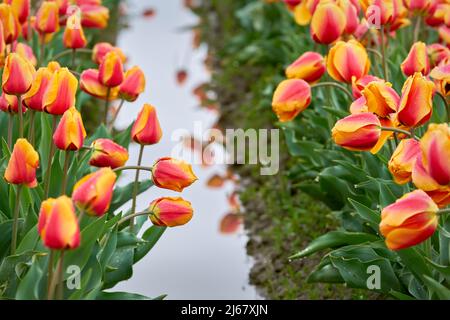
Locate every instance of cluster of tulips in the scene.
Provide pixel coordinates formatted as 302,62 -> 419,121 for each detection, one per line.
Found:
272,0 -> 449,253
0,0 -> 197,300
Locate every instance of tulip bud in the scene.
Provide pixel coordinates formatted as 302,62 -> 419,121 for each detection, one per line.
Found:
365,0 -> 395,26
339,0 -> 359,35
0,3 -> 21,44
4,138 -> 39,187
430,64 -> 450,97
272,79 -> 311,122
22,64 -> 57,111
13,42 -> 37,67
285,52 -> 325,83
380,190 -> 438,250
90,138 -> 129,169
427,43 -> 450,68
149,197 -> 193,227
361,80 -> 399,117
92,42 -> 126,64
72,168 -> 117,217
310,2 -> 346,44
388,139 -> 421,184
397,72 -> 435,127
98,51 -> 124,87
413,155 -> 450,208
293,0 -> 312,26
152,157 -> 198,192
351,74 -> 381,98
53,107 -> 86,151
38,196 -> 80,250
332,113 -> 381,151
5,0 -> 29,24
2,53 -> 35,95
35,1 -> 59,35
79,68 -> 119,100
43,67 -> 78,115
403,0 -> 432,13
131,103 -> 163,145
63,13 -> 87,49
401,42 -> 430,77
0,92 -> 26,114
438,26 -> 450,46
80,4 -> 109,29
0,23 -> 5,67
327,40 -> 370,83
119,66 -> 146,102
420,124 -> 450,186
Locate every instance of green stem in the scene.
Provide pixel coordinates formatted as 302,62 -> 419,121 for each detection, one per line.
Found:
39,35 -> 45,67
130,145 -> 145,232
28,110 -> 36,145
46,250 -> 55,300
44,116 -> 58,198
380,126 -> 418,140
380,26 -> 389,82
112,165 -> 154,174
435,92 -> 449,123
117,210 -> 153,226
7,114 -> 13,150
56,250 -> 65,300
10,185 -> 23,255
49,48 -> 93,62
71,49 -> 76,70
438,209 -> 450,215
104,87 -> 111,125
108,99 -> 125,131
17,95 -> 23,138
311,82 -> 353,100
413,16 -> 421,44
61,151 -> 71,195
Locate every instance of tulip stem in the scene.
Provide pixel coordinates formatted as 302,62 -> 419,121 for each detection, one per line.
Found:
61,151 -> 71,195
118,210 -> 153,227
413,16 -> 421,44
7,114 -> 13,150
104,88 -> 111,125
39,36 -> 46,67
28,110 -> 36,145
71,49 -> 76,70
50,48 -> 93,62
108,99 -> 125,131
44,116 -> 58,198
112,165 -> 154,173
17,95 -> 23,138
435,92 -> 449,123
10,185 -> 23,256
311,82 -> 353,100
46,250 -> 55,300
380,26 -> 389,82
380,127 -> 419,140
130,145 -> 145,232
56,250 -> 65,300
439,209 -> 450,215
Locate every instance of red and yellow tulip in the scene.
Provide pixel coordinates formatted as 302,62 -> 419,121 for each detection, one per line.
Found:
92,42 -> 126,65
131,104 -> 163,145
420,124 -> 450,186
43,67 -> 78,115
2,53 -> 36,95
35,1 -> 59,35
401,42 -> 430,76
430,63 -> 450,97
98,51 -> 124,87
310,2 -> 346,44
119,66 -> 146,102
388,139 -> 421,184
0,92 -> 25,114
285,51 -> 325,83
361,80 -> 399,117
380,190 -> 438,250
4,138 -> 39,188
149,197 -> 193,227
63,13 -> 87,49
53,107 -> 87,151
152,157 -> 198,192
80,68 -> 119,100
272,79 -> 311,122
0,3 -> 21,44
23,63 -> 59,111
90,138 -> 129,169
79,3 -> 109,29
4,0 -> 30,24
72,168 -> 117,217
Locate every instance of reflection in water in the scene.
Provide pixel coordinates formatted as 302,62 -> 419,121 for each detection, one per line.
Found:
113,0 -> 259,300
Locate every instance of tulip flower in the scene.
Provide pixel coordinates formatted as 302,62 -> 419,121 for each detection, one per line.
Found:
53,107 -> 86,151
38,196 -> 80,250
430,64 -> 450,97
72,168 -> 117,217
4,138 -> 39,187
293,0 -> 312,26
339,0 -> 359,35
403,0 -> 432,13
285,52 -> 325,83
332,113 -> 381,152
0,92 -> 25,114
349,96 -> 368,114
119,66 -> 146,102
2,53 -> 35,95
0,23 -> 5,66
401,42 -> 430,76
380,190 -> 438,250
327,40 -> 370,83
149,197 -> 193,227
98,51 -> 124,87
152,157 -> 198,192
13,42 -> 37,67
439,26 -> 450,46
361,81 -> 399,117
63,13 -> 87,49
131,104 -> 163,145
310,2 -> 346,44
388,139 -> 421,184
90,138 -> 129,169
79,4 -> 109,29
43,67 -> 78,115
427,43 -> 450,68
35,1 -> 59,35
351,75 -> 381,98
92,42 -> 126,64
272,79 -> 311,122
4,0 -> 29,24
420,124 -> 450,186
413,155 -> 450,208
23,64 -> 57,111
284,0 -> 301,10
397,72 -> 435,127
0,3 -> 21,44
365,0 -> 395,26
80,69 -> 119,100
